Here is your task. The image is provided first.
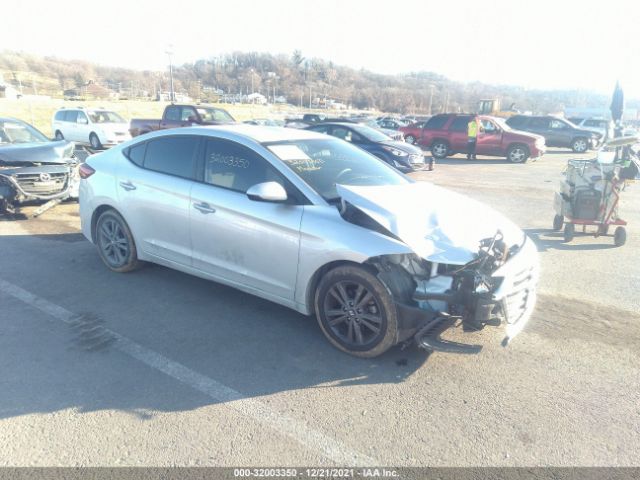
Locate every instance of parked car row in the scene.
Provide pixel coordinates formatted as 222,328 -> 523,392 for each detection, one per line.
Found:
400,114 -> 546,163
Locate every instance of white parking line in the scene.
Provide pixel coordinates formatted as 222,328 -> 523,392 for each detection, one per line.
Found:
0,277 -> 377,466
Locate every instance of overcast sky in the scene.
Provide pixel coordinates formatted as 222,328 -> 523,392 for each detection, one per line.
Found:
3,0 -> 639,96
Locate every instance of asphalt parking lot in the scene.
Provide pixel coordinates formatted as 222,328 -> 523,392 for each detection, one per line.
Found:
1,149 -> 639,466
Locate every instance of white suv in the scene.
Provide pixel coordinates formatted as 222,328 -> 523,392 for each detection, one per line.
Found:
52,108 -> 131,149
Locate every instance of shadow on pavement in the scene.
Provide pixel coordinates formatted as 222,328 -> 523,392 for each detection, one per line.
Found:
0,233 -> 432,421
524,228 -> 618,251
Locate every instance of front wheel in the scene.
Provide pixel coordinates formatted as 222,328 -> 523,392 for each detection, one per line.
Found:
95,210 -> 142,273
431,140 -> 449,159
54,130 -> 64,141
315,265 -> 398,358
614,227 -> 626,247
89,133 -> 103,150
571,137 -> 589,153
507,144 -> 530,163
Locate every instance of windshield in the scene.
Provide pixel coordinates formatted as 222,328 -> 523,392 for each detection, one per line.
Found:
88,111 -> 126,123
349,124 -> 391,142
0,120 -> 50,144
197,107 -> 235,123
267,138 -> 410,202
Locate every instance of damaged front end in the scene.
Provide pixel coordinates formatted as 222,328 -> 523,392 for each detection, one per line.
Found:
336,182 -> 540,354
0,143 -> 79,216
369,231 -> 539,354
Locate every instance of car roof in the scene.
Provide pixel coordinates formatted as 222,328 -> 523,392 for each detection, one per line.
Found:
0,116 -> 25,123
153,124 -> 330,143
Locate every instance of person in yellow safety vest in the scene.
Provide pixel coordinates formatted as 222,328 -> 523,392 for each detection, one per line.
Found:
467,116 -> 483,160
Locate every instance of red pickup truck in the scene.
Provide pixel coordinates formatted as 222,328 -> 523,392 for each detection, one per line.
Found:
129,104 -> 235,137
399,113 -> 545,163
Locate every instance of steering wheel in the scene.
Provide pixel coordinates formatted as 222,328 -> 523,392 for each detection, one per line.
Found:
335,168 -> 353,183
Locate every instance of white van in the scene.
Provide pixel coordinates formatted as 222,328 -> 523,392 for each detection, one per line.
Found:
52,108 -> 131,149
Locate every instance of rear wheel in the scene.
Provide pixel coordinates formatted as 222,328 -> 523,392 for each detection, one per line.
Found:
431,140 -> 449,159
315,265 -> 398,358
571,137 -> 589,153
89,132 -> 103,150
95,210 -> 142,273
507,144 -> 530,163
614,227 -> 626,246
563,222 -> 575,242
405,134 -> 417,145
553,214 -> 564,231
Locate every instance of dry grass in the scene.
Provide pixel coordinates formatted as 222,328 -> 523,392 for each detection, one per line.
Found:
0,99 -> 320,137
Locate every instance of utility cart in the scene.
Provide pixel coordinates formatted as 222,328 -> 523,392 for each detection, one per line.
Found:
553,136 -> 639,246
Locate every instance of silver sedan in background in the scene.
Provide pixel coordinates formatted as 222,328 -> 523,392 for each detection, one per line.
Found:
79,125 -> 538,357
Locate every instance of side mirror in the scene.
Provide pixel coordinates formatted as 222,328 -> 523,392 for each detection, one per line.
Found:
246,181 -> 288,203
187,115 -> 198,122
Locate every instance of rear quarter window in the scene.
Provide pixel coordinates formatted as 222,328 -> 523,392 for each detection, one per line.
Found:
54,111 -> 65,121
124,142 -> 147,167
506,116 -> 527,129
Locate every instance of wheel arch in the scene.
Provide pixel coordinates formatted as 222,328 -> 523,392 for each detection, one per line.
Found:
305,259 -> 378,314
90,204 -> 123,243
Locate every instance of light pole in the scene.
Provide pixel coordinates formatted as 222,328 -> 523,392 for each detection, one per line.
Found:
250,68 -> 254,95
165,45 -> 175,103
428,84 -> 435,114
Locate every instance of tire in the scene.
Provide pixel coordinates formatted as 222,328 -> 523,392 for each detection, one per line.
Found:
54,130 -> 64,141
507,144 -> 530,163
553,214 -> 564,231
571,137 -> 589,153
89,132 -> 103,150
95,209 -> 142,273
405,134 -> 417,145
314,265 -> 398,358
563,222 -> 575,242
614,227 -> 626,247
431,140 -> 449,159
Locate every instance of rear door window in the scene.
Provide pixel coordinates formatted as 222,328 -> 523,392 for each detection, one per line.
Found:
449,116 -> 472,132
143,136 -> 199,179
63,111 -> 78,123
529,117 -> 550,129
424,116 -> 448,130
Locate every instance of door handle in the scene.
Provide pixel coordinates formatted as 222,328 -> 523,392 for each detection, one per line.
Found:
119,181 -> 136,191
193,202 -> 216,214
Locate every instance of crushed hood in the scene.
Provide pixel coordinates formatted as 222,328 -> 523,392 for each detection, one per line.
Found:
337,182 -> 525,265
0,140 -> 75,165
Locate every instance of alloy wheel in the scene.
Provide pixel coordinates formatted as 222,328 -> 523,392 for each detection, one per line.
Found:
98,217 -> 130,268
323,281 -> 384,347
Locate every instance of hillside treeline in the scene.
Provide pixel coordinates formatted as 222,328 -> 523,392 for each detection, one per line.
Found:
0,49 -> 629,114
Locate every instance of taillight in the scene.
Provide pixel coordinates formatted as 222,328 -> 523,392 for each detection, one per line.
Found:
79,163 -> 96,179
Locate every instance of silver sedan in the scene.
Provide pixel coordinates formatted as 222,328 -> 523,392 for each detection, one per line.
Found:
79,125 -> 538,357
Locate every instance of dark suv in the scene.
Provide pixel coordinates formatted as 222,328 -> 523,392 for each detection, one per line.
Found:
505,115 -> 601,153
